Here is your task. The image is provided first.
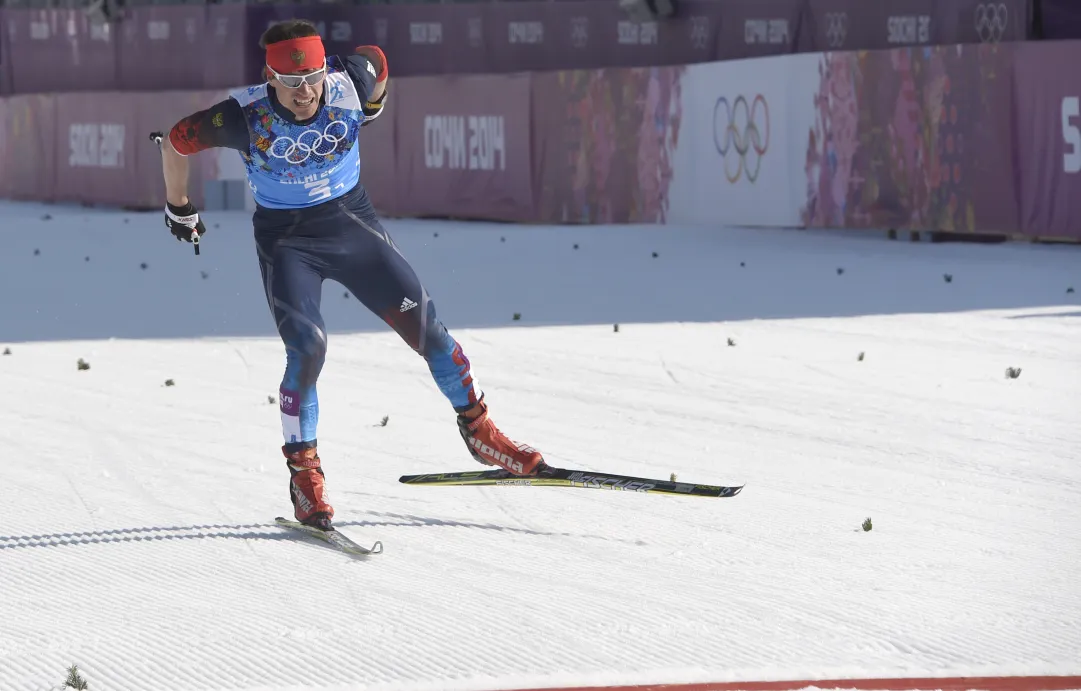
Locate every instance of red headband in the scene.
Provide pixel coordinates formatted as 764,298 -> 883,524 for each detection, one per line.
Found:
266,35 -> 326,75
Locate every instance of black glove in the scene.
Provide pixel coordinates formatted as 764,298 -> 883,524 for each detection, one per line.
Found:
164,201 -> 207,245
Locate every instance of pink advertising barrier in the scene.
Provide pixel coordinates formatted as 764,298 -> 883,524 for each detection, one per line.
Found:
799,44 -> 1021,236
1012,41 -> 1081,240
0,91 -> 226,209
393,73 -> 534,222
0,94 -> 56,202
0,41 -> 1077,242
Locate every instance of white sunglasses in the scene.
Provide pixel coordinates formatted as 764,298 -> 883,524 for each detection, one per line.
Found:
267,60 -> 327,89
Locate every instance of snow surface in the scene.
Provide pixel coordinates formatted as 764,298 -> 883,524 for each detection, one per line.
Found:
0,200 -> 1079,691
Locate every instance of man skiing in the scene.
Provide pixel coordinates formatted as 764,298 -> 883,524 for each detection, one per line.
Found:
158,19 -> 545,531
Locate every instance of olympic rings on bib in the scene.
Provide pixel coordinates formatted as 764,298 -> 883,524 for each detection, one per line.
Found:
269,120 -> 350,164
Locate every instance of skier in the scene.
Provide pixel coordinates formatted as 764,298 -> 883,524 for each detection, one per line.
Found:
158,19 -> 545,531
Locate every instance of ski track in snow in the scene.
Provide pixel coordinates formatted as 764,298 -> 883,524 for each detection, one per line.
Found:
0,201 -> 1079,690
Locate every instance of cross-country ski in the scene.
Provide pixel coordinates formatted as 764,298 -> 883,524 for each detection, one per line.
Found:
399,466 -> 744,498
274,517 -> 383,557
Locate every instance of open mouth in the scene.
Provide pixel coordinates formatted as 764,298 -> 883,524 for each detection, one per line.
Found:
294,96 -> 316,108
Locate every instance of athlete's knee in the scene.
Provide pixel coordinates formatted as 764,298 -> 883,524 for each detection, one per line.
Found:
284,328 -> 328,389
290,335 -> 327,366
422,317 -> 454,358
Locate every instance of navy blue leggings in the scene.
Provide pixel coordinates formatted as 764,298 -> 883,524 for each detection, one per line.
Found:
253,192 -> 480,448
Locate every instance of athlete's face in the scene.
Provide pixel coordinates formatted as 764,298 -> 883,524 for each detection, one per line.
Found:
269,66 -> 325,122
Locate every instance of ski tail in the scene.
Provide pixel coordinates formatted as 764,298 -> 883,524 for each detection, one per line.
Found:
398,466 -> 742,498
274,517 -> 383,556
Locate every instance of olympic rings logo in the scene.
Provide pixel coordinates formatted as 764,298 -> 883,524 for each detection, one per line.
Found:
975,3 -> 1008,43
269,120 -> 349,164
689,16 -> 710,50
570,17 -> 588,48
713,94 -> 770,183
824,12 -> 848,49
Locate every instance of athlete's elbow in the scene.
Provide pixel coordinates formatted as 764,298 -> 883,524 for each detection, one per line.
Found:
369,81 -> 387,104
166,120 -> 204,157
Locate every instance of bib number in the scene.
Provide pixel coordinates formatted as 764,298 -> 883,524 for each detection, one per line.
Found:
305,178 -> 332,201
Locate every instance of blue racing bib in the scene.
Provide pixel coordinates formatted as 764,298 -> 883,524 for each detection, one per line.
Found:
230,57 -> 366,209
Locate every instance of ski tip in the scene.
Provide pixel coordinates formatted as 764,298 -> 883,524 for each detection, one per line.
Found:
370,541 -> 384,555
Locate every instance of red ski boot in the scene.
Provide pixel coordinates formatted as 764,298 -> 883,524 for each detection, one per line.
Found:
457,397 -> 546,476
283,445 -> 334,530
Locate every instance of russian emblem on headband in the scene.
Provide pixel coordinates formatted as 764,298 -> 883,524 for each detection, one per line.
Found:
290,50 -> 305,66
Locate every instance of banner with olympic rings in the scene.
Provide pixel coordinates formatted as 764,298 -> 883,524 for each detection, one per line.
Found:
666,54 -> 820,228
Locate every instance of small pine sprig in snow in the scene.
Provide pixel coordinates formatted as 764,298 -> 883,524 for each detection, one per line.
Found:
64,664 -> 89,690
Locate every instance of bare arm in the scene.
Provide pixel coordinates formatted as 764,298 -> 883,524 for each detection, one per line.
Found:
162,138 -> 191,207
161,98 -> 249,207
369,74 -> 387,104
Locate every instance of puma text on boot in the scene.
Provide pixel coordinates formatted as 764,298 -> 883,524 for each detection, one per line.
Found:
457,398 -> 546,476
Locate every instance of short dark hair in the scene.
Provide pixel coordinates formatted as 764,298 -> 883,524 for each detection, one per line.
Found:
259,19 -> 320,49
